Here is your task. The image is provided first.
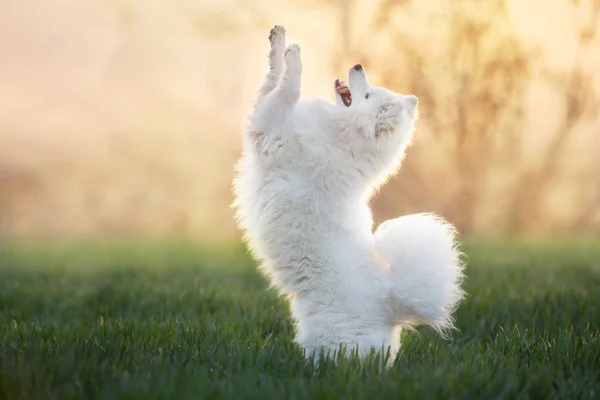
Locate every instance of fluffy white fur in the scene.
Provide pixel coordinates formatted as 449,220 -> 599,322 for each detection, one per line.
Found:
232,26 -> 465,366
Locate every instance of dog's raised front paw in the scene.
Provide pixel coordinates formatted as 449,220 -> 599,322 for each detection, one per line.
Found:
284,43 -> 300,58
283,44 -> 302,81
269,25 -> 286,43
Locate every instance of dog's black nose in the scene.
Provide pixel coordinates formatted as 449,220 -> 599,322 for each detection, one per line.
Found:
353,64 -> 363,71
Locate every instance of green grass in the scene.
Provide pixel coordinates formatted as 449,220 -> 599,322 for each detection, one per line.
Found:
1,239 -> 599,399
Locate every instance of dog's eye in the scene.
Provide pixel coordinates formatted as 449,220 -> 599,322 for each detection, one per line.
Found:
365,93 -> 370,99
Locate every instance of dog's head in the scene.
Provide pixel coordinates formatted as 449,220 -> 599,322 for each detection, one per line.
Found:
332,64 -> 419,192
335,64 -> 418,138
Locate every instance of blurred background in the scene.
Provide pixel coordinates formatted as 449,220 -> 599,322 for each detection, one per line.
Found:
1,0 -> 599,242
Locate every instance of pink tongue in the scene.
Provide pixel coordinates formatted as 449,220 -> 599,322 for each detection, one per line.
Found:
336,85 -> 350,94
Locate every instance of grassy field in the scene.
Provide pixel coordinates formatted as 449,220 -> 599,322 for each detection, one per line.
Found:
0,239 -> 599,399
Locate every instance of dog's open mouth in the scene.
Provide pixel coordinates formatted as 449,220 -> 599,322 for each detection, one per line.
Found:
336,79 -> 352,107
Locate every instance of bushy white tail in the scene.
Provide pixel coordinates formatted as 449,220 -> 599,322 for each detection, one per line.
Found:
375,213 -> 465,331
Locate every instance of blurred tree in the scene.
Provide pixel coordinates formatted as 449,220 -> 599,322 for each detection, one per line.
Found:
507,0 -> 600,233
317,0 -> 600,235
323,0 -> 533,234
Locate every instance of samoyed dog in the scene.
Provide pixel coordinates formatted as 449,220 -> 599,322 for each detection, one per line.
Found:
232,25 -> 465,366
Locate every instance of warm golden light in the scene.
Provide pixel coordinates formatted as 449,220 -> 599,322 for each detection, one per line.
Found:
0,0 -> 598,240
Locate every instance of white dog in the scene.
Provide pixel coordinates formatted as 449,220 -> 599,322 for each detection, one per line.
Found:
232,26 -> 465,366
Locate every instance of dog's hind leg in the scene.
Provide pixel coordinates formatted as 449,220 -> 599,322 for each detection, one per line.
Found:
255,25 -> 286,107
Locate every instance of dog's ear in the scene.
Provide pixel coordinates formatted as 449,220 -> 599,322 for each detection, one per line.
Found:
357,100 -> 404,138
375,101 -> 405,137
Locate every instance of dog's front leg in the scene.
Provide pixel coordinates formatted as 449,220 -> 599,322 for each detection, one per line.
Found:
249,40 -> 302,140
274,43 -> 302,110
255,25 -> 286,107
